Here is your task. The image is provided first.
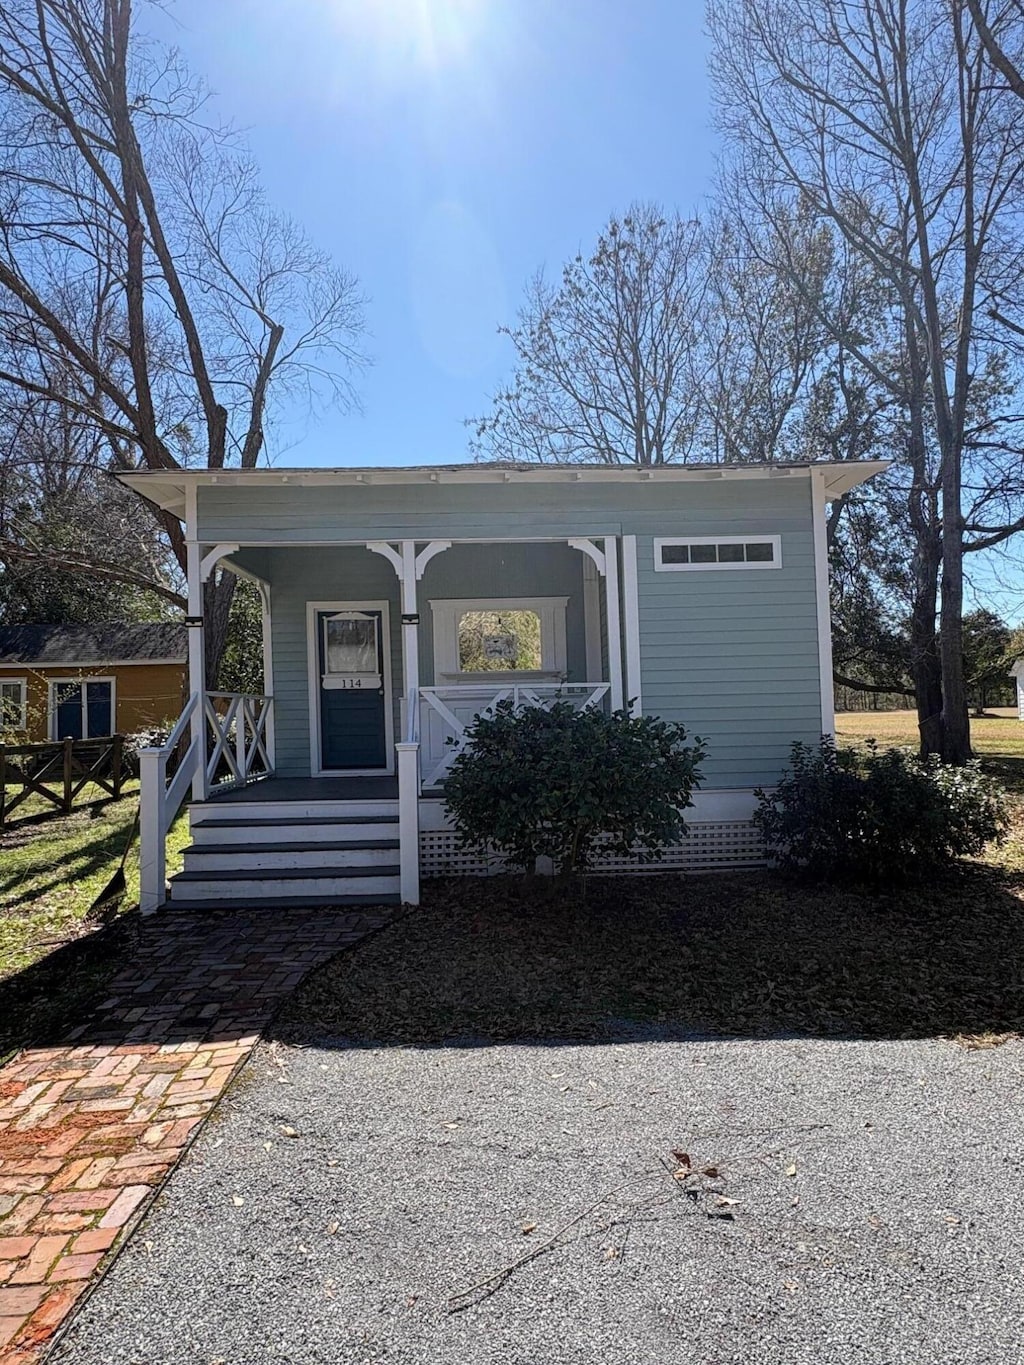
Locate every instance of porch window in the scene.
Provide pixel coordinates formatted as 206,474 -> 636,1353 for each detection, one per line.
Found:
431,597 -> 568,682
50,679 -> 114,739
457,610 -> 542,672
654,535 -> 782,571
0,679 -> 26,731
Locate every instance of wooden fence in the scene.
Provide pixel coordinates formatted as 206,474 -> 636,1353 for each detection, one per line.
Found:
0,735 -> 125,826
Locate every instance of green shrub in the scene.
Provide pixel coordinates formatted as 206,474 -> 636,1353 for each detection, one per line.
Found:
754,737 -> 1010,884
443,700 -> 706,877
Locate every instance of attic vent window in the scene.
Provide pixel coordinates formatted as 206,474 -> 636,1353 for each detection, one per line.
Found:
654,536 -> 782,571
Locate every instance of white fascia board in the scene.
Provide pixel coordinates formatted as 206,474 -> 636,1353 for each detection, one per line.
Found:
114,460 -> 891,518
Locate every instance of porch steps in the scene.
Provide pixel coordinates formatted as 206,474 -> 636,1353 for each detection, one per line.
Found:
167,797 -> 403,907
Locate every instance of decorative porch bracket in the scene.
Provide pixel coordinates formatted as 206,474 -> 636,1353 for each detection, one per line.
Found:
567,537 -> 624,711
199,543 -> 240,583
366,540 -> 452,709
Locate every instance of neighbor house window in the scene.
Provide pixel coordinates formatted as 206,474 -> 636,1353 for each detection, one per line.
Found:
431,598 -> 568,681
0,680 -> 27,731
49,679 -> 115,740
654,536 -> 782,571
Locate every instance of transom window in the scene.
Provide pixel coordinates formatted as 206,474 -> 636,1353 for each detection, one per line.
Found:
654,535 -> 782,571
0,680 -> 26,731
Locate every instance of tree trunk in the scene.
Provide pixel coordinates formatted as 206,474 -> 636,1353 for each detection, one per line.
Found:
939,504 -> 972,762
908,535 -> 944,758
203,573 -> 237,688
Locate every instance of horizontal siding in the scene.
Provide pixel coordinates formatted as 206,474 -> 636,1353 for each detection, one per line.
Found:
632,483 -> 822,786
197,477 -> 814,543
210,479 -> 823,788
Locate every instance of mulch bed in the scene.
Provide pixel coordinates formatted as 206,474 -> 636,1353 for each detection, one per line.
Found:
277,867 -> 1024,1045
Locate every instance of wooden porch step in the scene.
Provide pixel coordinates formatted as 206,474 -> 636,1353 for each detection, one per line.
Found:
190,799 -> 399,821
165,893 -> 403,911
182,841 -> 400,873
189,815 -> 399,846
169,864 -> 401,903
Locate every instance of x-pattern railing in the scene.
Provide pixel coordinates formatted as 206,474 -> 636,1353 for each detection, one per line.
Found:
204,692 -> 273,790
419,682 -> 611,787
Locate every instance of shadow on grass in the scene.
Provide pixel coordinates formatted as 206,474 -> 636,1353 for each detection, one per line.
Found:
271,869 -> 1024,1047
0,912 -> 140,1061
0,822 -> 132,908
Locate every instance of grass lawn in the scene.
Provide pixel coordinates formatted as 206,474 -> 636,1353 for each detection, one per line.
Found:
0,783 -> 189,1061
838,705 -> 1024,794
279,707 -> 1024,1050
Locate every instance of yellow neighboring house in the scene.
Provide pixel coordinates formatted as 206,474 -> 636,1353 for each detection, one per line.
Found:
0,623 -> 187,741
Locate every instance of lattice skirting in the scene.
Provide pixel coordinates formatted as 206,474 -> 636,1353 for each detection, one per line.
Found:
419,821 -> 765,877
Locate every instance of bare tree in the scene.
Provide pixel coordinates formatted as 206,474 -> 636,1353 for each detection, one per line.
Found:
0,0 -> 367,672
708,0 -> 1024,762
965,0 -> 1024,98
470,204 -> 709,465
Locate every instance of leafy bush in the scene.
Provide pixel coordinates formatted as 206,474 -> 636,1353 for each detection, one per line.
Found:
122,724 -> 174,776
754,737 -> 1010,884
443,700 -> 706,877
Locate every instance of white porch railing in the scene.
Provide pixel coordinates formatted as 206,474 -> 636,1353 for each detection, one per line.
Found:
204,692 -> 273,791
396,686 -> 421,906
138,691 -> 274,914
419,682 -> 611,787
139,694 -> 201,914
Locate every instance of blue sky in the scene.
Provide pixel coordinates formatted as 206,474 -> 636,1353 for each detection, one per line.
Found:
146,0 -> 715,468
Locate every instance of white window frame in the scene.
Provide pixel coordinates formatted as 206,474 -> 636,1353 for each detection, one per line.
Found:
430,597 -> 569,683
48,676 -> 117,740
653,534 -> 783,572
0,678 -> 27,730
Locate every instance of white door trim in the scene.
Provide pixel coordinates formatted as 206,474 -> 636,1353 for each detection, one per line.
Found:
306,599 -> 395,776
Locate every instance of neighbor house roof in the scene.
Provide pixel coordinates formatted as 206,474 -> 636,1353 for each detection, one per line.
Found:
115,459 -> 889,520
0,623 -> 187,666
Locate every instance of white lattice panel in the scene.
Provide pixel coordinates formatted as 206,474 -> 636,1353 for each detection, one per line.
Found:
419,821 -> 765,877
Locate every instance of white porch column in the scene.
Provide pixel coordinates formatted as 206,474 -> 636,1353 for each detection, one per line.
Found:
366,539 -> 451,711
621,535 -> 643,717
811,468 -> 836,739
568,536 -> 625,712
603,537 -> 624,711
396,741 -> 421,905
258,582 -> 275,768
184,485 -> 208,801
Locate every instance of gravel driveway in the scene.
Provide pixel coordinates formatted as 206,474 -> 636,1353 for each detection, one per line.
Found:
52,1030 -> 1024,1365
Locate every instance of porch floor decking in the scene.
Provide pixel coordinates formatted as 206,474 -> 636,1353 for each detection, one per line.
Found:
208,775 -> 400,803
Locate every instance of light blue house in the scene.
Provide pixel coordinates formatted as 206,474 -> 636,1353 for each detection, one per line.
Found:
120,460 -> 885,910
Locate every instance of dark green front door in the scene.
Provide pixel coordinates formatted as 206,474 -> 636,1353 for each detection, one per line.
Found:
316,608 -> 388,770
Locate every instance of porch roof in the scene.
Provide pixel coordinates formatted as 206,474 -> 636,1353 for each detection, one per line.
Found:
115,459 -> 889,521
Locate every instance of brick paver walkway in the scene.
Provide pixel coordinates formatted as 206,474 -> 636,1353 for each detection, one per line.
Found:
0,906 -> 393,1363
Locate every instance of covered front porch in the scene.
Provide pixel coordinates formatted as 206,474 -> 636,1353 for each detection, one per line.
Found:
139,533 -> 639,911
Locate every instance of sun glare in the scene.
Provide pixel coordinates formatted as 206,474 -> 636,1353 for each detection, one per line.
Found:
321,0 -> 487,74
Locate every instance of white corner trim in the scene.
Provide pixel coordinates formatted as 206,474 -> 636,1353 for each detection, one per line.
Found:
810,471 -> 835,738
621,535 -> 643,717
305,599 -> 395,777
